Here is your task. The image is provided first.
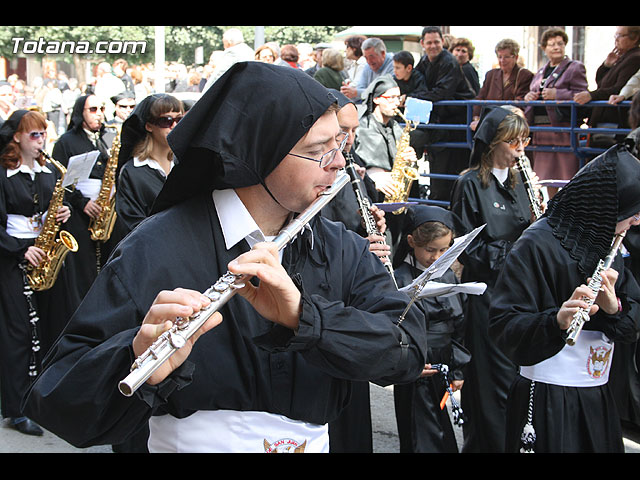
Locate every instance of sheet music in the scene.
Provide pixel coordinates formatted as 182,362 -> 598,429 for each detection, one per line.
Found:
401,281 -> 487,298
62,150 -> 100,188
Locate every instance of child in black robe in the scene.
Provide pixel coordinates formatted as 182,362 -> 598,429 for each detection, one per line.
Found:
393,205 -> 470,452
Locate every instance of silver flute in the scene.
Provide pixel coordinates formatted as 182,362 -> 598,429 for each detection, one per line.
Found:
344,153 -> 398,289
515,155 -> 543,219
565,232 -> 626,346
118,172 -> 350,396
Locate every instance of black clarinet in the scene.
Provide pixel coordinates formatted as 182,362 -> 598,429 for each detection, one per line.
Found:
344,152 -> 398,289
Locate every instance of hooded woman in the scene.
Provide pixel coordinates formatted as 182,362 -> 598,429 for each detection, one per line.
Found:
449,105 -> 536,453
0,110 -> 73,436
23,62 -> 428,452
115,93 -> 184,235
489,144 -> 640,452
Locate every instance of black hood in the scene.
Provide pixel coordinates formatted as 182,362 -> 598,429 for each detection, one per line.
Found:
152,61 -> 337,213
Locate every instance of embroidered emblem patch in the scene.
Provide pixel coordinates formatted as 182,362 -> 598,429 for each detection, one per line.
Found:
263,438 -> 307,453
586,345 -> 613,379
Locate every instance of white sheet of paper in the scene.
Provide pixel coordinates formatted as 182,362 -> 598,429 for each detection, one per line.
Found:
402,281 -> 487,298
62,150 -> 100,188
401,224 -> 486,293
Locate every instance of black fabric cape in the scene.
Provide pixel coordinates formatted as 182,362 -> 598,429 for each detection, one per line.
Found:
393,263 -> 468,453
22,190 -> 427,448
115,161 -> 167,235
488,218 -> 640,452
450,167 -> 532,453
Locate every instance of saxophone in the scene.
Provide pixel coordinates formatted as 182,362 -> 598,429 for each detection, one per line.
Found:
27,150 -> 79,291
565,232 -> 626,346
384,108 -> 419,215
515,155 -> 543,219
89,125 -> 120,242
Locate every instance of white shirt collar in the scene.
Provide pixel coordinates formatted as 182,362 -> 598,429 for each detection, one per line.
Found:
7,162 -> 52,178
133,156 -> 173,177
212,188 -> 271,251
492,167 -> 509,185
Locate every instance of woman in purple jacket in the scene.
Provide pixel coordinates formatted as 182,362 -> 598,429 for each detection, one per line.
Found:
524,27 -> 588,187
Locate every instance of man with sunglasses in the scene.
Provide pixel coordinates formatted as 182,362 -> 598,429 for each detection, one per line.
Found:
109,91 -> 136,126
24,62 -> 427,453
354,75 -> 419,251
50,94 -> 121,307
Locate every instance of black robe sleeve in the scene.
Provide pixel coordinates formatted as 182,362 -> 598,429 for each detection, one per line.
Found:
115,162 -> 167,234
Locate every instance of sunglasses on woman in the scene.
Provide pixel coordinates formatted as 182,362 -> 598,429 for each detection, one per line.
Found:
29,131 -> 46,140
151,115 -> 184,128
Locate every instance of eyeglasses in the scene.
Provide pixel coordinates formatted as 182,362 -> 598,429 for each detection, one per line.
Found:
85,105 -> 105,113
151,115 -> 183,128
379,94 -> 401,102
288,132 -> 349,168
506,137 -> 531,148
29,131 -> 46,140
117,104 -> 136,109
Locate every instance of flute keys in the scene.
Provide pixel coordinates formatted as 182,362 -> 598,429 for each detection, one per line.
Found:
168,331 -> 186,349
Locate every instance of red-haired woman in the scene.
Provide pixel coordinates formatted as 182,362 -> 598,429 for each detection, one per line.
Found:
0,110 -> 73,436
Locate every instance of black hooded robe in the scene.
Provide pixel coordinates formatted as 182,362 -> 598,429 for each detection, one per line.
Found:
449,167 -> 531,453
393,263 -> 468,453
51,95 -> 120,306
0,161 -> 76,418
22,62 -> 428,451
489,145 -> 640,452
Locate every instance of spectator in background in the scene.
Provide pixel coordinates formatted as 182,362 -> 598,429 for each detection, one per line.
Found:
392,50 -> 426,101
341,38 -> 394,101
281,44 -> 302,69
524,27 -> 588,187
94,61 -> 126,120
255,44 -> 277,64
609,67 -> 640,104
408,26 -> 475,203
575,26 -> 640,149
0,81 -> 17,123
314,48 -> 346,90
297,43 -> 316,70
113,59 -> 135,93
344,35 -> 368,84
304,43 -> 331,76
471,38 -> 533,131
202,28 -> 254,91
451,37 -> 480,96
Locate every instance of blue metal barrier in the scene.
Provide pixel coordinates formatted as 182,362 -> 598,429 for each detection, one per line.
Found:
408,99 -> 632,207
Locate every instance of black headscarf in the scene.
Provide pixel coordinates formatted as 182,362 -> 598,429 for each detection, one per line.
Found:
360,74 -> 398,115
393,204 -> 465,268
152,61 -> 337,213
116,93 -> 182,175
469,106 -> 513,168
67,94 -> 91,132
545,144 -> 640,275
0,109 -> 28,155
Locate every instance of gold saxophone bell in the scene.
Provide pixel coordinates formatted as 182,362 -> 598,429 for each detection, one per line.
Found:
384,109 -> 419,215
